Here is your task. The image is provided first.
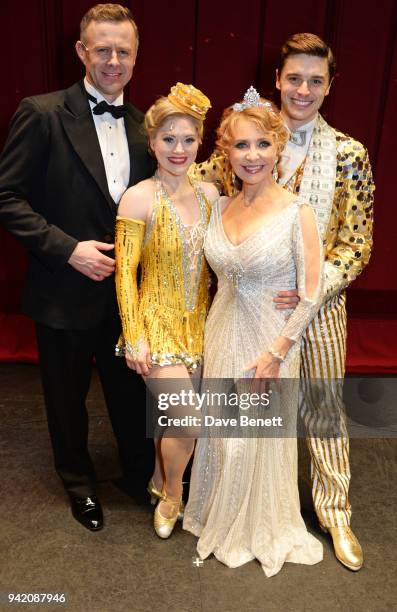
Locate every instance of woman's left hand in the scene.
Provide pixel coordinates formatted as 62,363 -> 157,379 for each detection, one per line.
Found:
244,352 -> 281,393
245,352 -> 281,378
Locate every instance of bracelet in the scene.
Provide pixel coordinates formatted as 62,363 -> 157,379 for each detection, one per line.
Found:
125,337 -> 146,359
268,348 -> 285,363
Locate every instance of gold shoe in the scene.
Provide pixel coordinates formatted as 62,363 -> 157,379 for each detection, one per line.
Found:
147,479 -> 162,505
153,492 -> 183,539
177,499 -> 185,521
147,479 -> 184,520
320,525 -> 363,571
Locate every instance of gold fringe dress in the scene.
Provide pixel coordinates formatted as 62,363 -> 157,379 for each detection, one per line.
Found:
115,174 -> 211,372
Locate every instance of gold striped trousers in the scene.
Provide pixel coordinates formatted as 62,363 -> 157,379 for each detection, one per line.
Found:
300,292 -> 351,528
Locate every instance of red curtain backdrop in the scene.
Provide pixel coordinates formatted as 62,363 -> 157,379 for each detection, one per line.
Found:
1,0 -> 397,370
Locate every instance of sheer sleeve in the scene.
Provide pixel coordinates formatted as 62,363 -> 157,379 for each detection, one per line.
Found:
280,203 -> 324,344
114,216 -> 146,357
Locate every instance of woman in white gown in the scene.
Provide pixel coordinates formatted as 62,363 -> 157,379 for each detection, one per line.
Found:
183,88 -> 324,576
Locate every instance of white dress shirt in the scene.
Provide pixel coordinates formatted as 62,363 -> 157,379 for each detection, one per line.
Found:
84,78 -> 130,203
278,115 -> 317,186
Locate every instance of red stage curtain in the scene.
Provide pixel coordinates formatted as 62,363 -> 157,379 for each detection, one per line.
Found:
1,0 -> 396,371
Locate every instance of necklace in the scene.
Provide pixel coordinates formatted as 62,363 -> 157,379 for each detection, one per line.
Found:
155,171 -> 198,219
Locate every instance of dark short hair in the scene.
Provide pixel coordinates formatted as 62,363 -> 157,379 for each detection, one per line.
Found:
80,3 -> 138,45
278,33 -> 336,80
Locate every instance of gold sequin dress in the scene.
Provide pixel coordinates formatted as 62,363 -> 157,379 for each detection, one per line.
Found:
115,175 -> 211,371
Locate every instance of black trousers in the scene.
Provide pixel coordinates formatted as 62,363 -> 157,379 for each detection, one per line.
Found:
35,313 -> 153,497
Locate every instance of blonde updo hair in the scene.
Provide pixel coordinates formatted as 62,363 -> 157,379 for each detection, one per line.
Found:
144,97 -> 204,144
216,98 -> 288,155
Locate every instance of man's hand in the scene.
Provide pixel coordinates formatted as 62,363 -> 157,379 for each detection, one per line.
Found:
273,289 -> 300,310
68,241 -> 115,281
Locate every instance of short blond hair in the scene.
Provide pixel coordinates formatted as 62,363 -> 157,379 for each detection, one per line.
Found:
216,99 -> 288,155
80,3 -> 139,45
145,97 -> 204,143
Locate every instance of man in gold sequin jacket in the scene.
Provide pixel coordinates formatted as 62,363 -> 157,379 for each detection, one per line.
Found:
193,33 -> 374,572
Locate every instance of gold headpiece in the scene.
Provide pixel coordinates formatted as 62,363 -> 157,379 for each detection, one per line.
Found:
167,83 -> 211,121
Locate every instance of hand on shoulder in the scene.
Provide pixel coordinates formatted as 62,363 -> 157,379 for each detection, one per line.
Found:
118,178 -> 155,223
198,181 -> 219,204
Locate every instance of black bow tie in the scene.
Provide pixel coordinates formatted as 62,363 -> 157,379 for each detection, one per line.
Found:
86,92 -> 127,119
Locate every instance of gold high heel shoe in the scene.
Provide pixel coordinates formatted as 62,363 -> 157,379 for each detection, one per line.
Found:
147,479 -> 185,520
153,492 -> 183,539
147,479 -> 162,505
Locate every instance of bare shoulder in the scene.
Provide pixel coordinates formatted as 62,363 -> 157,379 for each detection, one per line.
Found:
198,180 -> 219,203
118,178 -> 155,222
298,201 -> 315,216
297,202 -> 318,234
276,185 -> 296,208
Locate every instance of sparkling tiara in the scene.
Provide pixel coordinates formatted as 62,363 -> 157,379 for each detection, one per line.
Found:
232,86 -> 273,112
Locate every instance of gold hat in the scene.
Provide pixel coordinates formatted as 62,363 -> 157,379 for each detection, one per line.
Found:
167,82 -> 211,121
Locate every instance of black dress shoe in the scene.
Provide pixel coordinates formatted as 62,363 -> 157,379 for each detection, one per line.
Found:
70,495 -> 103,531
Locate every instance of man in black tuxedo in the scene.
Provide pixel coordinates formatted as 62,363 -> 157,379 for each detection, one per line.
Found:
0,4 -> 155,530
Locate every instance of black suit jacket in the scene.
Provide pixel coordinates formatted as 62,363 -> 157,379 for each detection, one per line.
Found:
0,81 -> 156,329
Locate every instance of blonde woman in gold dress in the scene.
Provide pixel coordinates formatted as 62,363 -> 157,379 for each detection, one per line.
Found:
115,83 -> 218,538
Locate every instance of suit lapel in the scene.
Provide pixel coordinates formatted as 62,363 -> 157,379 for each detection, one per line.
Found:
58,81 -> 115,210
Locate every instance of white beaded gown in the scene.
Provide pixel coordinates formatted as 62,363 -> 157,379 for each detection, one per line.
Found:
183,198 -> 324,577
